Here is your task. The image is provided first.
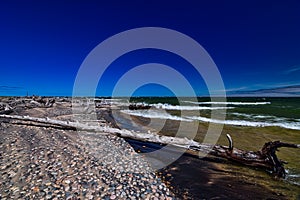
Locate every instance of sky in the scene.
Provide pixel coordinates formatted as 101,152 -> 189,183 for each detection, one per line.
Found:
0,0 -> 300,96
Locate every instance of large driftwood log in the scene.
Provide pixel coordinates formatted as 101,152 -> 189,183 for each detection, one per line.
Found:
206,134 -> 300,178
0,114 -> 299,178
0,114 -> 200,147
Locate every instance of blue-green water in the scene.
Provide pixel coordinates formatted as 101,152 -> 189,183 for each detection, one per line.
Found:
124,97 -> 300,130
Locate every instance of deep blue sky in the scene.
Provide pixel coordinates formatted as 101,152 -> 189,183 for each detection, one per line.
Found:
0,0 -> 299,96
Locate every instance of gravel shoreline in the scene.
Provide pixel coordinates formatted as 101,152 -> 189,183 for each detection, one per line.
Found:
0,124 -> 175,200
0,98 -> 176,200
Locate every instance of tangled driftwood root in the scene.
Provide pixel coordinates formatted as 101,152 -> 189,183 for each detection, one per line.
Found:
209,134 -> 299,178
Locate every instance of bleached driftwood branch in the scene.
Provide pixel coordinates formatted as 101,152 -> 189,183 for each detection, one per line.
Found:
0,114 -> 199,147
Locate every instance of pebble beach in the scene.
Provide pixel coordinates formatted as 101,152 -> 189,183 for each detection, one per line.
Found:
0,97 -> 175,200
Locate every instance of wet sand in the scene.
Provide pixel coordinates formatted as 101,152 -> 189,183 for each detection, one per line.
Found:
127,139 -> 293,200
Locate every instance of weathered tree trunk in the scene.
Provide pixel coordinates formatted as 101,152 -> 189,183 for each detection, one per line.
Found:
0,114 -> 299,178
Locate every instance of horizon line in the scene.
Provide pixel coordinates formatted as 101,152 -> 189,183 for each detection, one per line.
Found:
1,95 -> 300,98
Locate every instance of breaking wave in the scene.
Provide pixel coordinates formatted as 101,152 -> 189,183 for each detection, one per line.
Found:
151,103 -> 233,110
183,101 -> 271,105
186,116 -> 300,130
121,109 -> 192,122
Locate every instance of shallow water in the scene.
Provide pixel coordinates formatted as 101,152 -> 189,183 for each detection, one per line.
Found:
110,97 -> 300,198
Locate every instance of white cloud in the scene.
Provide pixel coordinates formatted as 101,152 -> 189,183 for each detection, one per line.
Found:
228,85 -> 300,97
285,65 -> 300,74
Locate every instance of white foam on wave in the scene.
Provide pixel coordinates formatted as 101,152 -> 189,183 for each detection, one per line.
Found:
151,103 -> 234,110
186,116 -> 300,130
230,112 -> 276,119
230,113 -> 297,123
183,101 -> 271,105
121,109 -> 192,122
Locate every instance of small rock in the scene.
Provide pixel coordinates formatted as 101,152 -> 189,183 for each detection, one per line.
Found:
45,182 -> 51,186
116,185 -> 122,190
